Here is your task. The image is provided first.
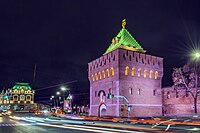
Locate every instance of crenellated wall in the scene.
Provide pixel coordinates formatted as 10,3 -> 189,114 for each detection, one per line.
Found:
163,87 -> 200,116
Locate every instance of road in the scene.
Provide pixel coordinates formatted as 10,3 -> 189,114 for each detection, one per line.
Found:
1,114 -> 200,133
0,114 -> 142,133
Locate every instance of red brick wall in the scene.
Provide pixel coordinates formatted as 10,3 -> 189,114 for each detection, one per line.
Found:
88,48 -> 163,117
163,87 -> 200,115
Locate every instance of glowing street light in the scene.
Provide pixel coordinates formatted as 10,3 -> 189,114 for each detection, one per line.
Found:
56,91 -> 60,95
195,52 -> 200,58
192,51 -> 200,61
51,96 -> 54,98
60,86 -> 66,91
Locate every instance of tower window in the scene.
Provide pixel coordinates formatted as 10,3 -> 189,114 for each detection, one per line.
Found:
153,90 -> 156,96
129,88 -> 133,95
155,71 -> 158,79
138,69 -> 141,77
110,67 -> 114,76
98,72 -> 102,80
125,66 -> 129,75
132,68 -> 135,76
106,69 -> 110,77
92,74 -> 95,81
150,70 -> 153,79
138,89 -> 141,95
95,73 -> 98,80
144,70 -> 147,78
102,70 -> 106,78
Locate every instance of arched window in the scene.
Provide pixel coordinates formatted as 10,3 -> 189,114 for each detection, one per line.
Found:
92,74 -> 95,81
138,69 -> 141,77
138,88 -> 141,95
155,71 -> 158,79
132,68 -> 135,76
144,70 -> 147,78
129,88 -> 133,95
150,70 -> 153,79
110,67 -> 114,76
95,73 -> 98,80
125,66 -> 129,75
98,72 -> 102,80
106,69 -> 110,77
102,70 -> 106,78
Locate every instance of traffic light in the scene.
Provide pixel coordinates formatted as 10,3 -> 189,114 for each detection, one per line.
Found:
125,105 -> 132,112
107,93 -> 114,99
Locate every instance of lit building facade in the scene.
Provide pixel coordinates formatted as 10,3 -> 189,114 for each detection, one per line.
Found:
88,20 -> 163,117
0,82 -> 35,111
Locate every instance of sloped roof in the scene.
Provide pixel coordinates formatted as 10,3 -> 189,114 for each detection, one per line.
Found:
12,82 -> 32,90
105,21 -> 145,54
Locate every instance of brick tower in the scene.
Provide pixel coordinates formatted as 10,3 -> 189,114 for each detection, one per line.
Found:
88,19 -> 163,117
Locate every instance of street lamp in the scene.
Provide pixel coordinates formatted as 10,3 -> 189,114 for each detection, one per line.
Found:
61,86 -> 66,91
51,96 -> 54,98
191,51 -> 200,61
56,92 -> 60,95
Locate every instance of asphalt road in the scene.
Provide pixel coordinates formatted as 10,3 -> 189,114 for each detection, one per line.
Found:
1,114 -> 200,133
0,115 -> 142,133
0,116 -> 94,133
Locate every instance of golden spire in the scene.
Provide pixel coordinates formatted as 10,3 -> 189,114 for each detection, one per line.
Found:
122,19 -> 126,28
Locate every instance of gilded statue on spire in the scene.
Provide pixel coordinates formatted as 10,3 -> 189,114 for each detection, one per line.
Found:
122,19 -> 126,28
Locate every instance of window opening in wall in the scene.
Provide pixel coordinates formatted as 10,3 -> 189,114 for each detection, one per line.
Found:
113,55 -> 115,61
144,70 -> 147,78
138,69 -> 141,77
106,69 -> 110,77
129,55 -> 131,61
132,68 -> 135,76
129,88 -> 133,95
92,74 -> 95,81
98,72 -> 102,80
102,70 -> 106,78
155,71 -> 158,79
100,92 -> 105,103
153,90 -> 156,96
110,67 -> 114,76
150,70 -> 153,79
138,89 -> 141,95
95,73 -> 98,80
125,66 -> 129,75
123,54 -> 126,60
167,92 -> 170,99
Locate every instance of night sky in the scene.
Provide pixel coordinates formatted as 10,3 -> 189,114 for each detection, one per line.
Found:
0,0 -> 200,102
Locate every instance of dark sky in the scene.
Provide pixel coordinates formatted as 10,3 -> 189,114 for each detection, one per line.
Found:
0,0 -> 200,101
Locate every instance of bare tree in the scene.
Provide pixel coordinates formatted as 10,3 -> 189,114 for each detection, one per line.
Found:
172,63 -> 200,113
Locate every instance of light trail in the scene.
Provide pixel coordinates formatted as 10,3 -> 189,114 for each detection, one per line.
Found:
37,122 -> 118,133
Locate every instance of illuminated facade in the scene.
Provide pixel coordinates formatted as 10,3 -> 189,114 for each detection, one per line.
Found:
0,82 -> 35,111
88,20 -> 163,117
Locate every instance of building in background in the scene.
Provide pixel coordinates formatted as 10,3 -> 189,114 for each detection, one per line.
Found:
88,20 -> 163,117
0,82 -> 35,111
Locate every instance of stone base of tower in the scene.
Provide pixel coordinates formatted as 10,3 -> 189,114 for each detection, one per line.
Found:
90,104 -> 162,117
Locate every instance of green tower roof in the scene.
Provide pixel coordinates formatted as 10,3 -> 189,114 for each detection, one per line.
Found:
105,19 -> 145,54
12,82 -> 32,90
